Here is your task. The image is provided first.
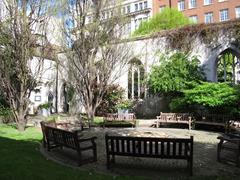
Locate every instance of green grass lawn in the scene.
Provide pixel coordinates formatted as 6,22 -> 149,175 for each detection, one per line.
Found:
0,124 -> 143,180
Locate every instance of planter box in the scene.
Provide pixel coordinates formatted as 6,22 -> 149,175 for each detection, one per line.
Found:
41,108 -> 50,117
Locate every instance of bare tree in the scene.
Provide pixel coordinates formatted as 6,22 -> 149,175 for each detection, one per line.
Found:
0,0 -> 56,131
63,0 -> 131,123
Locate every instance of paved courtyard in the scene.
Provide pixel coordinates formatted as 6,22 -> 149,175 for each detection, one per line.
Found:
40,127 -> 240,179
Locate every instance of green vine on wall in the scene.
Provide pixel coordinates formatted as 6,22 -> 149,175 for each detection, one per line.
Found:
153,19 -> 240,52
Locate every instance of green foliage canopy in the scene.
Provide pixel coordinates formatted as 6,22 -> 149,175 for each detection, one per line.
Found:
170,82 -> 240,114
133,7 -> 192,36
149,52 -> 205,94
184,83 -> 239,107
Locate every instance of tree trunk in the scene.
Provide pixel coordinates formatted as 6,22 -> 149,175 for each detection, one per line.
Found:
17,120 -> 26,132
87,107 -> 95,128
16,104 -> 27,132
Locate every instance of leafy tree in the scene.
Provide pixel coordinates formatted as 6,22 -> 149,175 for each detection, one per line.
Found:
149,52 -> 205,94
63,0 -> 131,124
133,7 -> 192,36
170,82 -> 240,115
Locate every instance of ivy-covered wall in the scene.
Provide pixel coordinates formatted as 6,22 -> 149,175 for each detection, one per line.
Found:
118,19 -> 240,85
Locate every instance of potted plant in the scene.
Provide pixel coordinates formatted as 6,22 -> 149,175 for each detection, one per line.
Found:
116,99 -> 133,114
38,103 -> 51,117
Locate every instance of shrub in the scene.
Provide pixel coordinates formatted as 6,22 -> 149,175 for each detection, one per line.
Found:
0,105 -> 12,123
95,85 -> 124,116
38,103 -> 51,109
149,52 -> 205,95
170,82 -> 240,115
116,99 -> 134,110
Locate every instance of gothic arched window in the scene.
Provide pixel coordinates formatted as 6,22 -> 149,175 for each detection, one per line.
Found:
217,50 -> 240,84
128,58 -> 145,99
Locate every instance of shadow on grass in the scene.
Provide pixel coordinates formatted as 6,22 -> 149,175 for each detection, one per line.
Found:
0,136 -> 134,180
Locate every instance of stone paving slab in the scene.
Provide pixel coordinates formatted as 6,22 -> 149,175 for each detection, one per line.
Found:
40,127 -> 240,179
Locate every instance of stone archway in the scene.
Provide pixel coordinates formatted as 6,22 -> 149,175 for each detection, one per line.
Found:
128,58 -> 145,100
216,48 -> 240,84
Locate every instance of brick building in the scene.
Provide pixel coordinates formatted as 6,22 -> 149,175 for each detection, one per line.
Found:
153,0 -> 240,23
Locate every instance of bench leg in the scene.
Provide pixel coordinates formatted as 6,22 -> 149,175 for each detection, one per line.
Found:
111,155 -> 115,164
47,141 -> 51,151
188,159 -> 193,176
93,146 -> 97,162
77,151 -> 82,166
106,154 -> 110,169
217,140 -> 223,162
236,147 -> 240,167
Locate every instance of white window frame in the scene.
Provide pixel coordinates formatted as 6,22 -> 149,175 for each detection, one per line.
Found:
178,0 -> 185,11
236,6 -> 240,18
219,9 -> 229,22
204,12 -> 213,23
139,2 -> 143,10
135,3 -> 138,11
189,15 -> 198,23
189,0 -> 197,9
159,5 -> 166,12
204,0 -> 213,5
144,1 -> 148,9
127,5 -> 131,13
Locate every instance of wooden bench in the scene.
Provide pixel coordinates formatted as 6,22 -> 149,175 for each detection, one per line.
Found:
156,112 -> 193,130
195,114 -> 234,128
103,113 -> 136,128
217,134 -> 240,167
105,133 -> 194,175
40,121 -> 97,166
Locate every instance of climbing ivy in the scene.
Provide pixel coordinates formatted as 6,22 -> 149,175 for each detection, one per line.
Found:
149,19 -> 240,52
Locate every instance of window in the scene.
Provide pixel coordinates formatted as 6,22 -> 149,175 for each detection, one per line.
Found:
139,2 -> 143,10
189,0 -> 197,8
204,0 -> 213,5
189,15 -> 198,23
34,96 -> 41,102
128,59 -> 145,99
220,9 -> 229,21
135,3 -> 138,11
217,50 -> 240,84
122,7 -> 126,14
159,5 -> 166,12
127,5 -> 131,13
178,0 -> 185,11
236,7 -> 240,18
204,12 -> 213,23
144,1 -> 148,9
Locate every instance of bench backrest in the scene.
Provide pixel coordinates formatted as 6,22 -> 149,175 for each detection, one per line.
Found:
105,134 -> 193,160
160,113 -> 192,121
200,114 -> 236,123
43,124 -> 80,150
104,113 -> 136,120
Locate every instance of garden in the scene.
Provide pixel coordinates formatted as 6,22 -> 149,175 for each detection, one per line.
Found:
1,1 -> 240,180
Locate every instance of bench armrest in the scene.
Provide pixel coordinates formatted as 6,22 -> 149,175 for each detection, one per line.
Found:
78,136 -> 97,142
218,135 -> 240,143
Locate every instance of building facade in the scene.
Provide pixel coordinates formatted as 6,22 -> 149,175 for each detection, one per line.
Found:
153,0 -> 240,24
85,0 -> 153,35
